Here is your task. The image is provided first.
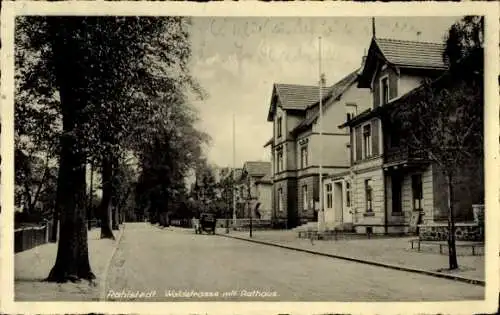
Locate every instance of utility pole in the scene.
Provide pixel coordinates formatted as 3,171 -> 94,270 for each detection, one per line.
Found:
317,36 -> 326,233
232,113 -> 237,229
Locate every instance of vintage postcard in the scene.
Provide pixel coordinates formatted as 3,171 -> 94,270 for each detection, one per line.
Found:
1,1 -> 499,314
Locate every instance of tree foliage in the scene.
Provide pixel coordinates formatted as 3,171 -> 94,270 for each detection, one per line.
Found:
389,16 -> 484,270
15,15 -> 208,282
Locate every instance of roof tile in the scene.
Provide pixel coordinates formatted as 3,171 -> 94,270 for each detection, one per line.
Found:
243,161 -> 272,177
275,84 -> 330,110
375,38 -> 447,69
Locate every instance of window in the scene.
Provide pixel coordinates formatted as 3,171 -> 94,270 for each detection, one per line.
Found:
326,183 -> 333,208
412,174 -> 423,211
365,179 -> 373,212
277,188 -> 283,213
300,145 -> 308,169
276,150 -> 283,173
302,185 -> 308,210
277,117 -> 282,137
363,124 -> 372,158
381,77 -> 389,105
345,181 -> 351,207
346,103 -> 358,121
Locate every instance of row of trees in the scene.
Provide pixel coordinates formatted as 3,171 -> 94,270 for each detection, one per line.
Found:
15,16 -> 210,282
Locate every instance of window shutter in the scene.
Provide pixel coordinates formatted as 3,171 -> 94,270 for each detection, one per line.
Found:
373,79 -> 380,108
389,70 -> 398,100
355,126 -> 362,161
372,119 -> 380,156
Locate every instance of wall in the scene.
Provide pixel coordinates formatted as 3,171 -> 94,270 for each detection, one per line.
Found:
418,223 -> 483,242
286,113 -> 303,140
309,133 -> 350,168
256,182 -> 272,220
398,74 -> 424,97
352,117 -> 383,164
273,178 -> 298,227
297,175 -> 319,221
352,163 -> 385,232
312,82 -> 371,134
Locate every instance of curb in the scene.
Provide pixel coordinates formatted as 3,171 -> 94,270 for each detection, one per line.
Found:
217,233 -> 485,287
99,224 -> 126,301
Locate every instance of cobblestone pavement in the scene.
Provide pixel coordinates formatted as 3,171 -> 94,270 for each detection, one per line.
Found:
217,229 -> 485,282
104,223 -> 484,302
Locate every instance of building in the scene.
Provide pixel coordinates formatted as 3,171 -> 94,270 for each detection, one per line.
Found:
254,173 -> 273,220
238,161 -> 272,219
336,37 -> 483,234
265,67 -> 371,228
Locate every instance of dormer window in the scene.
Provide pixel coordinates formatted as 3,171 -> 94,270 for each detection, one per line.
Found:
381,76 -> 389,105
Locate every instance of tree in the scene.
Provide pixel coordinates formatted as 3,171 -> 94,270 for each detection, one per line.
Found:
392,17 -> 483,270
16,16 -> 204,282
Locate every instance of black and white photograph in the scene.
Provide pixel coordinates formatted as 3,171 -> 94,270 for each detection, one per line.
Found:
1,1 -> 499,314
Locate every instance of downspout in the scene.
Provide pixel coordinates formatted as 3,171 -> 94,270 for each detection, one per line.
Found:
382,116 -> 388,235
383,171 -> 388,235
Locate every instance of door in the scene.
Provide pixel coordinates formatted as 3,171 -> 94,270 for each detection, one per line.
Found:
342,180 -> 353,223
392,174 -> 403,214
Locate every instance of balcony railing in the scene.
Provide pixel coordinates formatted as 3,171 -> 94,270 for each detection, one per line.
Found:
385,146 -> 429,164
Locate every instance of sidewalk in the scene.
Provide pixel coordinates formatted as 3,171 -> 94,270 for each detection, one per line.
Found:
217,229 -> 485,284
15,226 -> 124,301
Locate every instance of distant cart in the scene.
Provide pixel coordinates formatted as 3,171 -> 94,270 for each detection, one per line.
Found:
194,213 -> 216,235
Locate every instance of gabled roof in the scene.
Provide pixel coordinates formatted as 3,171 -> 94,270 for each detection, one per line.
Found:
291,69 -> 360,135
243,161 -> 272,177
267,84 -> 330,121
359,37 -> 447,87
340,47 -> 480,130
376,38 -> 447,69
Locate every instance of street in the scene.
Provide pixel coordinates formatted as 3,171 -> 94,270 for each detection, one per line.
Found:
105,223 -> 484,302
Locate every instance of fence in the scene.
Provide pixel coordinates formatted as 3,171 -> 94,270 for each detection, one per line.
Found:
168,218 -> 288,230
14,222 -> 52,253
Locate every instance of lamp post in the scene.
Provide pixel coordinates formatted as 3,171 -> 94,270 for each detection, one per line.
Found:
248,176 -> 253,238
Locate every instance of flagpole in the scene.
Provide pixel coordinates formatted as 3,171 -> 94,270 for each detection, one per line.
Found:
232,113 -> 237,228
318,36 -> 325,233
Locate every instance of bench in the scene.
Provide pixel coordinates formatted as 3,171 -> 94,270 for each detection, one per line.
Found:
409,238 -> 484,256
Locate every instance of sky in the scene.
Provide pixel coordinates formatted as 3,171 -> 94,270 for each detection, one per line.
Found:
187,16 -> 462,168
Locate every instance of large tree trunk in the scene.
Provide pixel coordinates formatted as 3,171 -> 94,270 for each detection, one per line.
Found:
99,156 -> 115,239
112,205 -> 119,230
47,133 -> 94,282
447,173 -> 459,270
87,160 -> 94,231
46,18 -> 94,282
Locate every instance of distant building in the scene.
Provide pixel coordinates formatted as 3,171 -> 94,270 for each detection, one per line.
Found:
238,161 -> 272,219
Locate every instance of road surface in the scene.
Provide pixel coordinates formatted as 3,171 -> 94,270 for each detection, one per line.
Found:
104,223 -> 484,301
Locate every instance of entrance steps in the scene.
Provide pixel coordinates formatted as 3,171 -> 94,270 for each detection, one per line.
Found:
292,221 -> 318,232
